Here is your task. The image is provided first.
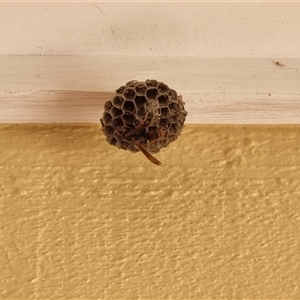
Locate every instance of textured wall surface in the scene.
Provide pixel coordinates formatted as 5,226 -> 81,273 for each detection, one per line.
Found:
1,124 -> 300,299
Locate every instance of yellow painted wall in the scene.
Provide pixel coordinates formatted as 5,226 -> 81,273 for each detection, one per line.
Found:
1,124 -> 300,299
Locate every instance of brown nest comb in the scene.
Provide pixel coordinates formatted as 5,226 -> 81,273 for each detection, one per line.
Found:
100,79 -> 187,165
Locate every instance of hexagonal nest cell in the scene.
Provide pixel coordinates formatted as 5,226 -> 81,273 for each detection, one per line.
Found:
100,79 -> 187,164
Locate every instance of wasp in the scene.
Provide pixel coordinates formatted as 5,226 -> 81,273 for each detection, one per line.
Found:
119,115 -> 166,165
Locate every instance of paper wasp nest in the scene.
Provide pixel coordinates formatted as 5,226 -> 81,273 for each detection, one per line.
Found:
100,79 -> 187,158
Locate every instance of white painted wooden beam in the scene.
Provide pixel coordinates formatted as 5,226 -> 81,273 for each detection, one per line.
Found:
1,55 -> 299,124
1,2 -> 300,124
1,2 -> 300,58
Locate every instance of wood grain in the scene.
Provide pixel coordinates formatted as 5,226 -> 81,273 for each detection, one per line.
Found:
1,2 -> 300,58
1,55 -> 300,124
